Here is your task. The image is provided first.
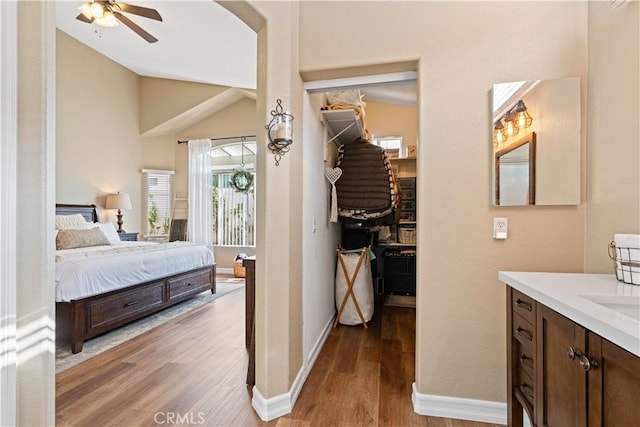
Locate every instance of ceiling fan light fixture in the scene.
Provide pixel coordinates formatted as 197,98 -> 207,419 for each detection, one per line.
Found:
78,3 -> 93,20
95,10 -> 119,27
89,2 -> 105,18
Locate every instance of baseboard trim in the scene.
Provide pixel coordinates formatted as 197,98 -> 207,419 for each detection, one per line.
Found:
411,383 -> 509,425
215,267 -> 233,275
251,386 -> 291,421
306,313 -> 335,371
252,315 -> 335,421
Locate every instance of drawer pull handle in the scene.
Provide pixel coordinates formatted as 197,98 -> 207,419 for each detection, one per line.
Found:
567,346 -> 583,360
124,300 -> 139,307
516,327 -> 533,342
519,383 -> 534,398
516,299 -> 533,312
519,354 -> 534,369
579,355 -> 598,372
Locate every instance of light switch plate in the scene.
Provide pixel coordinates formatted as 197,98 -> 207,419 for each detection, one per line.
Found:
494,217 -> 508,239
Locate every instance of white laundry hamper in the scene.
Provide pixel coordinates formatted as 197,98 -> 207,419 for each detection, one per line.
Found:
334,247 -> 375,327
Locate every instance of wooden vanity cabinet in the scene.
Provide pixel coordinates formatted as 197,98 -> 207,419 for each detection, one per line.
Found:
507,286 -> 640,427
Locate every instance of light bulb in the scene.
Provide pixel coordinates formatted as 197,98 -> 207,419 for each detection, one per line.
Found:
95,10 -> 118,27
79,3 -> 93,19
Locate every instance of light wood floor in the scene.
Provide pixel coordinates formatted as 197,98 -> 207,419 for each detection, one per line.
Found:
56,284 -> 502,427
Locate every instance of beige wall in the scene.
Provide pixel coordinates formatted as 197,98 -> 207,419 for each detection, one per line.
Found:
17,2 -> 56,426
585,0 -> 640,272
366,100 -> 418,155
366,101 -> 418,176
525,77 -> 581,205
299,0 -> 588,403
139,77 -> 228,134
56,30 -> 145,231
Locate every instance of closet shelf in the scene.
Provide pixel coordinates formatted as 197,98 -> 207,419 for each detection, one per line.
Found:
320,109 -> 365,146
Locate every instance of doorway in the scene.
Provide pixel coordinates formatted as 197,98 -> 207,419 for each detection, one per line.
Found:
302,71 -> 420,381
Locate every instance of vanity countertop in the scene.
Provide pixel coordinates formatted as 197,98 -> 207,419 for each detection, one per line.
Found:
499,271 -> 640,357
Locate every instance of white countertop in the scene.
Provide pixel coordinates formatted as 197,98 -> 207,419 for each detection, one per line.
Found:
499,272 -> 640,357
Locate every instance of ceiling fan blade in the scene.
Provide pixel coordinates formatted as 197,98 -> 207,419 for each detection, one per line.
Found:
113,11 -> 158,43
114,3 -> 162,21
76,13 -> 94,24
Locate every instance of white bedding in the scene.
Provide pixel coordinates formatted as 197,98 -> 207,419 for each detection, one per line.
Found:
55,241 -> 215,302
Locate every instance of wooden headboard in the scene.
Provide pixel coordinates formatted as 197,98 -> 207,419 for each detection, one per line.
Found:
56,204 -> 98,223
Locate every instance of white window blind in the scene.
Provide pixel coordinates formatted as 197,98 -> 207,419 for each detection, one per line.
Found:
142,169 -> 175,237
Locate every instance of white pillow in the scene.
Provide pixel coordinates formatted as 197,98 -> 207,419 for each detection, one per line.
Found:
96,222 -> 121,245
55,214 -> 91,230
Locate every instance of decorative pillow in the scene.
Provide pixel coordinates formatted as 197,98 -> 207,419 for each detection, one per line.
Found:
56,228 -> 110,250
55,214 -> 91,230
96,222 -> 121,245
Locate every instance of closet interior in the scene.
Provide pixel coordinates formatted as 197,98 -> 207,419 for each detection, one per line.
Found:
318,84 -> 418,314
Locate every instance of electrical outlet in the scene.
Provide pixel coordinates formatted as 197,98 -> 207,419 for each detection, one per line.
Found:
494,217 -> 508,239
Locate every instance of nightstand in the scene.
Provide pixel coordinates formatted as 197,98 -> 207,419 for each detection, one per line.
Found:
118,232 -> 138,241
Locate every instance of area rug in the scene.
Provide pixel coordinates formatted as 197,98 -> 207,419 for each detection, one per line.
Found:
55,278 -> 244,373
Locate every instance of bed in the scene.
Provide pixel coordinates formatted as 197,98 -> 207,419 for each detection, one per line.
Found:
55,204 -> 216,353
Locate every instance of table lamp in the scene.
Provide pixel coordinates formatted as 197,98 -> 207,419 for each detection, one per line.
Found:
105,192 -> 132,233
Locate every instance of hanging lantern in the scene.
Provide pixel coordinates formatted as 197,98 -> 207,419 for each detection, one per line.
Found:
265,99 -> 294,166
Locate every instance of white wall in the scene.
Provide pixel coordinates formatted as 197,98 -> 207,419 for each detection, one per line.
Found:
302,91 -> 340,366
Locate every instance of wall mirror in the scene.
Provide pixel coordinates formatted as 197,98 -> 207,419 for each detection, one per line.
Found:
492,77 -> 581,206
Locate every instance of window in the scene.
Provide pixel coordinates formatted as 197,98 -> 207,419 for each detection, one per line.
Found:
212,170 -> 255,246
210,141 -> 256,247
142,169 -> 174,237
372,136 -> 402,151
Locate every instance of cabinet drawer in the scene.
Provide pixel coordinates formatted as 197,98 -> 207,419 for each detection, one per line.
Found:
168,269 -> 212,300
515,365 -> 536,414
513,312 -> 536,346
512,289 -> 536,324
515,338 -> 536,380
88,281 -> 165,331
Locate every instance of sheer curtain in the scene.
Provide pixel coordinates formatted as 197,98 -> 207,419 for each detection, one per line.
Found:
188,139 -> 213,249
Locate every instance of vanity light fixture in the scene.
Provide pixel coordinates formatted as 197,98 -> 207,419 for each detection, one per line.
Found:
265,99 -> 294,166
514,100 -> 533,128
503,109 -> 520,138
494,99 -> 534,146
494,120 -> 508,146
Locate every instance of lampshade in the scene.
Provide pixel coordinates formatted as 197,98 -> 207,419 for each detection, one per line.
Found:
105,193 -> 132,210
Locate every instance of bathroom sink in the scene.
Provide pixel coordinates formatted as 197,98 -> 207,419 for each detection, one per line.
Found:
579,294 -> 640,321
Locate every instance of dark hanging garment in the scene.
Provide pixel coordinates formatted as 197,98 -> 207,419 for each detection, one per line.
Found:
335,137 -> 398,219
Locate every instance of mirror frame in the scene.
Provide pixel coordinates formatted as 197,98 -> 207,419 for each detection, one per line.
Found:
494,132 -> 536,206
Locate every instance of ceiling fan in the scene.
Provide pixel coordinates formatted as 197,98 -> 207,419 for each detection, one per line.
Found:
76,1 -> 163,43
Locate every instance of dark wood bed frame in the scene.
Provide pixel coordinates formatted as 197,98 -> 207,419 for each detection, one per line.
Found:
55,204 -> 216,353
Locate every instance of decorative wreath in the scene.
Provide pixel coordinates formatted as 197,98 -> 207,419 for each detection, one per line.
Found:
230,168 -> 254,193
